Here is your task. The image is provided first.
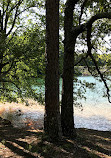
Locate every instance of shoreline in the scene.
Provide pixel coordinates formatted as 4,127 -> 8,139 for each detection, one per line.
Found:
75,66 -> 111,76
0,100 -> 111,131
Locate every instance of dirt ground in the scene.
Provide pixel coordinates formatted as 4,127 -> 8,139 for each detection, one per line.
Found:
0,101 -> 111,158
0,123 -> 111,158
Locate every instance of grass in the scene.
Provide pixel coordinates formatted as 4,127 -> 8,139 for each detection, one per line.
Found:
0,106 -> 23,122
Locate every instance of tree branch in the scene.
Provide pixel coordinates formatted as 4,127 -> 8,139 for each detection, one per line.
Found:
86,23 -> 111,103
86,12 -> 111,27
64,0 -> 79,35
0,87 -> 17,94
74,52 -> 89,66
79,0 -> 88,25
83,58 -> 96,77
0,79 -> 22,96
72,12 -> 111,36
8,0 -> 23,13
4,12 -> 9,33
6,6 -> 19,36
2,0 -> 11,17
1,61 -> 15,77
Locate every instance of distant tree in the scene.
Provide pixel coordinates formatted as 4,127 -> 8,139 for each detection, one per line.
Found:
45,0 -> 62,140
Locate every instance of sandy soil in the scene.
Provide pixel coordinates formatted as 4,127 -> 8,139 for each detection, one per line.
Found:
0,100 -> 44,129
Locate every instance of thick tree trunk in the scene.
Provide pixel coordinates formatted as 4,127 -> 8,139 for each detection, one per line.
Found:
44,0 -> 62,140
61,38 -> 76,138
61,0 -> 77,138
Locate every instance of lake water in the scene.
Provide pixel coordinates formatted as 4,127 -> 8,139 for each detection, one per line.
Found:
35,76 -> 111,131
76,76 -> 110,105
1,76 -> 111,131
74,76 -> 111,131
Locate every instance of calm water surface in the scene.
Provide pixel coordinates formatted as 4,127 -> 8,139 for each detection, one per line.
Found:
73,76 -> 111,131
76,76 -> 111,107
35,76 -> 111,131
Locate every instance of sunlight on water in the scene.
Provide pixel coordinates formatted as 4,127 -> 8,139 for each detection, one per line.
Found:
74,76 -> 111,131
0,76 -> 111,131
74,105 -> 111,131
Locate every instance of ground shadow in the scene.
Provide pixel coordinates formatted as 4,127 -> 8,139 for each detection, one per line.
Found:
0,124 -> 111,158
76,128 -> 111,157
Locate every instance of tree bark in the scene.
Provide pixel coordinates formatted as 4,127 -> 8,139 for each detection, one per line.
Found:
61,35 -> 77,138
61,0 -> 78,138
44,0 -> 62,140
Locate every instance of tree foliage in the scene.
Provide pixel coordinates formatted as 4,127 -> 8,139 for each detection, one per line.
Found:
0,0 -> 45,102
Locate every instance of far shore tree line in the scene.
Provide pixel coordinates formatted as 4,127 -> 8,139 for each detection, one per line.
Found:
0,0 -> 111,140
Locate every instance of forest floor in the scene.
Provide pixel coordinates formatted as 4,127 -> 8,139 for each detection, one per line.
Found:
0,124 -> 111,158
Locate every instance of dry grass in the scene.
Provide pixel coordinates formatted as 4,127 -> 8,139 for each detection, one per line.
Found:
0,107 -> 5,117
0,99 -> 44,114
0,106 -> 22,120
0,100 -> 44,129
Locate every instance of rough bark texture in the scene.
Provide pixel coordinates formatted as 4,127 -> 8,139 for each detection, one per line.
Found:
61,40 -> 76,138
44,0 -> 62,140
61,0 -> 77,138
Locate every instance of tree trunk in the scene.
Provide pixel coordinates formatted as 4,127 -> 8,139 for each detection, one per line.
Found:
61,38 -> 77,138
44,0 -> 62,140
0,10 -> 6,78
61,0 -> 77,138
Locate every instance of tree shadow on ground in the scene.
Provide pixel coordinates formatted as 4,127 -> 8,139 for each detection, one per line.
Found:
76,128 -> 111,157
0,124 -> 111,158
